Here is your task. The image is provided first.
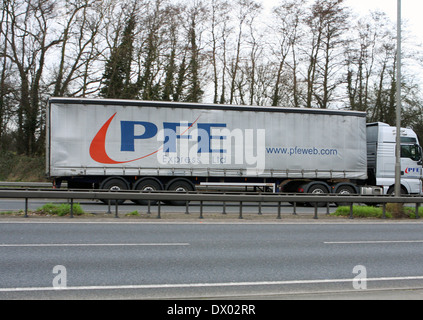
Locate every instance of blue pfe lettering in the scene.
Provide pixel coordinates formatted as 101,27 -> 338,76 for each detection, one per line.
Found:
197,123 -> 227,154
121,121 -> 158,152
120,121 -> 227,154
163,123 -> 193,153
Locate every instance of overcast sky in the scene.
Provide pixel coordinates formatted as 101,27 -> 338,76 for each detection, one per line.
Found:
260,0 -> 423,87
345,0 -> 422,41
262,0 -> 423,44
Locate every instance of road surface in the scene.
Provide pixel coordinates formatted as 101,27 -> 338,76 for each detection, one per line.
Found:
0,219 -> 423,300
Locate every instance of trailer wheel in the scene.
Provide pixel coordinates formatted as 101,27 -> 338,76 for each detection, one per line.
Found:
307,183 -> 330,207
100,178 -> 129,205
166,179 -> 194,206
133,179 -> 162,205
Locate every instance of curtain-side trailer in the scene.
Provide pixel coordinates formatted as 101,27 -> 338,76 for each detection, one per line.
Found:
46,98 -> 422,203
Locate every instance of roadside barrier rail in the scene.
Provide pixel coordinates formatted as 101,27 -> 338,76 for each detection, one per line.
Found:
0,188 -> 422,220
0,182 -> 56,188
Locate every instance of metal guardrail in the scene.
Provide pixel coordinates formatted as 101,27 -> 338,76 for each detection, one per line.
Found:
0,182 -> 51,188
0,188 -> 422,220
0,181 -> 67,188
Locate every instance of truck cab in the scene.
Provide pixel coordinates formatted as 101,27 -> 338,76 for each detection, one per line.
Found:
367,123 -> 423,195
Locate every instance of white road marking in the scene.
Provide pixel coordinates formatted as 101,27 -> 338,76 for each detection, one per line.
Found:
0,243 -> 190,247
1,276 -> 423,293
325,240 -> 423,244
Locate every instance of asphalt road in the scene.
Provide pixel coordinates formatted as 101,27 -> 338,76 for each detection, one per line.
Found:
0,219 -> 423,300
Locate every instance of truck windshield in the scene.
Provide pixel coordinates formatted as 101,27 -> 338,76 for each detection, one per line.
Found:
401,144 -> 422,162
401,137 -> 417,143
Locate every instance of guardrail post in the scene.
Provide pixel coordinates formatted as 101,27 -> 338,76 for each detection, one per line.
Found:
70,199 -> 74,219
293,202 -> 297,216
199,201 -> 203,219
416,203 -> 420,219
349,203 -> 354,220
258,201 -> 262,215
326,202 -> 330,216
147,200 -> 151,215
382,203 -> 387,219
239,202 -> 243,219
115,201 -> 119,218
106,200 -> 111,214
24,198 -> 28,218
185,201 -> 190,215
314,203 -> 318,220
277,202 -> 281,219
222,200 -> 227,215
157,201 -> 161,219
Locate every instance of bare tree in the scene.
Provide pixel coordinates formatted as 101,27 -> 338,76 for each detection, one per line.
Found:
184,0 -> 208,103
0,3 -> 14,150
4,0 -> 61,155
228,0 -> 261,105
52,0 -> 104,97
316,0 -> 350,109
209,0 -> 230,104
303,0 -> 349,109
270,0 -> 306,107
161,4 -> 184,101
345,15 -> 378,113
345,10 -> 398,123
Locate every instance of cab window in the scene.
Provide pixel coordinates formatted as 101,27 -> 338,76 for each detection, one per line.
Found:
401,144 -> 422,162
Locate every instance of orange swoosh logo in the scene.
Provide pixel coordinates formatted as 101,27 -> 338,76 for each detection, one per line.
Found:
89,113 -> 201,164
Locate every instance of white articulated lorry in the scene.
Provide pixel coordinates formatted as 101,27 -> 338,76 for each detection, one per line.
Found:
46,98 -> 423,203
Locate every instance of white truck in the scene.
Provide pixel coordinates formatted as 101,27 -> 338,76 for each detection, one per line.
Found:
46,98 -> 422,202
366,122 -> 422,195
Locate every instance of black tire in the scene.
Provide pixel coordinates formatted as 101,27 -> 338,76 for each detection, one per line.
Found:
335,185 -> 356,207
307,183 -> 330,207
133,179 -> 162,205
166,179 -> 194,206
387,186 -> 407,196
100,178 -> 129,205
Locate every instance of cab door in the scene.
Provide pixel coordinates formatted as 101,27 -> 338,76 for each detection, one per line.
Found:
401,144 -> 423,194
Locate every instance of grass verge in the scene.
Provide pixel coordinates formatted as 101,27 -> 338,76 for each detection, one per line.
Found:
332,204 -> 423,219
34,203 -> 86,217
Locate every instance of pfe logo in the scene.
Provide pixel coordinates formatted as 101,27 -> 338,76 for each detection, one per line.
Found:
405,168 -> 421,174
89,113 -> 226,164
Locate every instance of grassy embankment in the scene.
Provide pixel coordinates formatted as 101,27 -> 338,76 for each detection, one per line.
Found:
0,153 -> 89,216
0,151 -> 46,182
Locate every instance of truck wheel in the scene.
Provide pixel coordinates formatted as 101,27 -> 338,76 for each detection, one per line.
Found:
100,178 -> 129,205
335,185 -> 356,207
387,186 -> 408,196
166,179 -> 194,206
307,183 -> 329,207
133,179 -> 162,205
